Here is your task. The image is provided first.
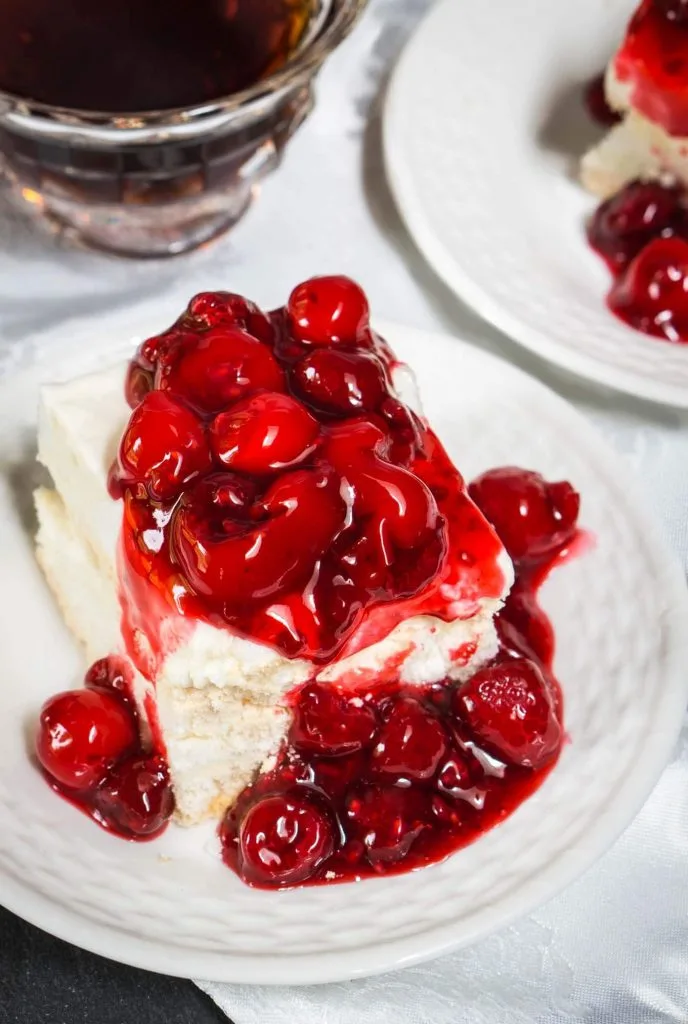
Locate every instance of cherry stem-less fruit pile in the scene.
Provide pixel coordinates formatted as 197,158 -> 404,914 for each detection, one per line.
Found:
220,465 -> 579,887
110,276 -> 507,667
37,658 -> 174,838
34,277 -> 582,885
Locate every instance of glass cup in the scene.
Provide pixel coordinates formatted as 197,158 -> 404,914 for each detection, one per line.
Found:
0,0 -> 367,258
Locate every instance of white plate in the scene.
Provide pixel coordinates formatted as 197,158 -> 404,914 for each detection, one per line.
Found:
0,303 -> 686,985
383,0 -> 688,408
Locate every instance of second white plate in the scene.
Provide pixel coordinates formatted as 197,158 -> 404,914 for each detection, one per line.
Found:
0,302 -> 686,984
383,0 -> 688,407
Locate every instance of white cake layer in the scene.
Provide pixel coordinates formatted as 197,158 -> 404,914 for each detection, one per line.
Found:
581,64 -> 688,198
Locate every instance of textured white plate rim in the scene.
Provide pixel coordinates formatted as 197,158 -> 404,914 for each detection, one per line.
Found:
0,304 -> 687,985
382,0 -> 688,410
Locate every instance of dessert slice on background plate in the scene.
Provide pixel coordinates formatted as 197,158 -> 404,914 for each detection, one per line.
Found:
383,0 -> 688,405
582,0 -> 688,198
580,0 -> 688,343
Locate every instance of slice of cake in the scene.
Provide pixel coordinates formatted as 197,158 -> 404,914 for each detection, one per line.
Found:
581,0 -> 688,198
35,277 -> 514,831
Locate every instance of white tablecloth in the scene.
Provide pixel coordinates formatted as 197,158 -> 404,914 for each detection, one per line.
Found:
2,1 -> 688,1020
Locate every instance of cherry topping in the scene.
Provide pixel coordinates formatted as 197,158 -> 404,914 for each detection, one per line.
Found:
588,180 -> 684,272
233,790 -> 335,887
115,391 -> 211,502
157,326 -> 285,415
287,275 -> 370,345
371,698 -> 448,782
95,754 -> 174,837
36,689 -> 138,792
436,749 -> 480,799
498,582 -> 554,669
608,235 -> 688,342
453,658 -> 561,769
291,349 -> 389,415
379,397 -> 425,465
185,291 -> 274,344
344,785 -> 427,864
173,469 -> 346,604
469,467 -> 579,563
210,391 -> 319,474
325,419 -> 442,556
289,683 -> 378,757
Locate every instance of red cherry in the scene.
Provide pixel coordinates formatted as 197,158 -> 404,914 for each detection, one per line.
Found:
185,291 -> 274,344
184,471 -> 259,522
157,326 -> 285,415
344,784 -> 427,864
309,751 -> 369,800
137,328 -> 186,372
236,790 -> 335,886
468,467 -> 579,562
291,349 -> 388,415
125,328 -> 190,408
290,684 -> 378,757
583,73 -> 621,127
337,532 -> 389,593
588,181 -> 684,271
371,698 -> 448,782
115,391 -> 211,502
361,461 -> 441,553
324,419 -> 441,555
84,658 -> 130,699
498,581 -> 553,667
125,362 -> 153,409
453,658 -> 561,769
173,469 -> 346,604
210,392 -> 319,474
322,416 -> 389,461
36,689 -> 138,792
608,236 -> 688,342
379,397 -> 425,465
94,754 -> 174,837
287,275 -> 370,345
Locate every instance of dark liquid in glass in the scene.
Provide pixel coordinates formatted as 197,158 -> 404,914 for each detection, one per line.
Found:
0,0 -> 313,112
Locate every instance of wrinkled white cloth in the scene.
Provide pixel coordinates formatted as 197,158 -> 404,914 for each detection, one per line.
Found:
2,0 -> 688,1020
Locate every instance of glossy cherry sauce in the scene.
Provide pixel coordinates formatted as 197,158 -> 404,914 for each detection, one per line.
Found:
110,281 -> 508,680
588,179 -> 688,342
614,0 -> 688,138
218,466 -> 581,888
